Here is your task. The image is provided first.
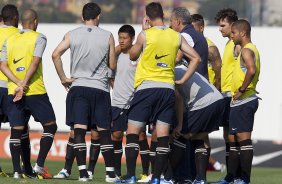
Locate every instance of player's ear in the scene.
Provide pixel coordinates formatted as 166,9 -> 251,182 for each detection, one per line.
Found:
81,15 -> 84,22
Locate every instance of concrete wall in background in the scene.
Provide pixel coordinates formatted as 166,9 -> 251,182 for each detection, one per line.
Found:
2,24 -> 281,141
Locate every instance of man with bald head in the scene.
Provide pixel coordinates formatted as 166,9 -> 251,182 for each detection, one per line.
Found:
0,9 -> 57,179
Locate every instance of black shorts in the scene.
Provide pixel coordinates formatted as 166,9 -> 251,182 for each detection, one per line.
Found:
66,86 -> 111,129
0,87 -> 8,123
7,94 -> 56,127
229,99 -> 258,134
181,99 -> 224,134
128,88 -> 176,127
111,106 -> 128,132
219,97 -> 231,127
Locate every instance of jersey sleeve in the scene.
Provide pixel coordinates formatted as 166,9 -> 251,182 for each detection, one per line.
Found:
34,33 -> 47,58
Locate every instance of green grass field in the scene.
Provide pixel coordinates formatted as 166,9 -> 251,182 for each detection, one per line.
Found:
0,158 -> 281,183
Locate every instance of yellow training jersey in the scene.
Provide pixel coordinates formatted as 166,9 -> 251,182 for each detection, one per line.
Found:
0,26 -> 19,82
6,30 -> 46,95
231,43 -> 260,99
134,27 -> 180,88
206,37 -> 216,84
221,39 -> 236,92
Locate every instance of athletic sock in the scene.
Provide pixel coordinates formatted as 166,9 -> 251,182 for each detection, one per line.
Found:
113,140 -> 123,176
21,126 -> 32,174
149,141 -> 157,174
37,124 -> 57,167
64,137 -> 75,174
239,139 -> 253,183
10,128 -> 23,173
193,140 -> 209,181
74,128 -> 88,178
152,136 -> 170,180
225,142 -> 230,172
125,134 -> 139,177
139,139 -> 150,175
88,139 -> 100,173
225,142 -> 240,182
170,137 -> 186,170
99,130 -> 115,178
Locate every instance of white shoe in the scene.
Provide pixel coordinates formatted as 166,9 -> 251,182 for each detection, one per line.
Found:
78,176 -> 90,182
87,171 -> 93,180
13,172 -> 23,179
54,168 -> 70,179
105,175 -> 119,182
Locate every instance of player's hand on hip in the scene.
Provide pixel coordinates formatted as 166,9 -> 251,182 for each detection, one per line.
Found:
61,77 -> 75,91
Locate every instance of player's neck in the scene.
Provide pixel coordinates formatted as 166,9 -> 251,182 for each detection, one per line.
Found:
241,39 -> 251,47
150,19 -> 164,27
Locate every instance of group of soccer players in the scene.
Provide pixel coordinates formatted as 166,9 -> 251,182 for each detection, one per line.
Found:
0,1 -> 260,184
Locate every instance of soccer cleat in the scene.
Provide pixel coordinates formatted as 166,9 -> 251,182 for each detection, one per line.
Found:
174,179 -> 193,184
53,168 -> 70,179
192,180 -> 207,184
0,170 -> 9,177
212,179 -> 234,184
138,174 -> 151,183
87,171 -> 93,180
233,179 -> 249,184
106,175 -> 120,182
160,178 -> 174,184
33,163 -> 52,179
13,172 -> 24,179
78,176 -> 90,182
115,175 -> 136,183
150,178 -> 160,184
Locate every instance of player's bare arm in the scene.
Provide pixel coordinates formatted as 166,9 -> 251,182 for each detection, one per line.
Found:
233,48 -> 256,101
208,45 -> 222,90
52,32 -> 74,91
0,61 -> 21,86
129,31 -> 145,61
108,33 -> 116,70
176,36 -> 201,84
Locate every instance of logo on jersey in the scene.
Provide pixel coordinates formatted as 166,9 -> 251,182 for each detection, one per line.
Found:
16,67 -> 25,72
155,54 -> 169,60
13,57 -> 24,64
156,63 -> 168,68
87,28 -> 92,32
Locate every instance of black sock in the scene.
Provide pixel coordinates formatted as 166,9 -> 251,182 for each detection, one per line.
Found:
225,142 -> 230,172
149,141 -> 157,174
10,128 -> 23,173
192,140 -> 208,181
64,137 -> 75,174
37,124 -> 57,167
139,139 -> 150,175
21,126 -> 32,174
113,140 -> 123,176
235,142 -> 242,179
125,134 -> 139,177
74,128 -> 88,178
170,137 -> 186,170
152,136 -> 170,180
99,130 -> 115,178
239,139 -> 253,183
225,142 -> 240,182
88,139 -> 100,173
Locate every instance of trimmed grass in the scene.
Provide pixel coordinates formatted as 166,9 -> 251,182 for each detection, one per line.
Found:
0,158 -> 281,183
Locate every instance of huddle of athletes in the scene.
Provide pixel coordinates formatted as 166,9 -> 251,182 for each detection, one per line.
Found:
0,2 -> 260,184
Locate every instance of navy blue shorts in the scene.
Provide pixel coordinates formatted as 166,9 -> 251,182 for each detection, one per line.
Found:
0,87 -> 8,123
7,94 -> 56,127
181,99 -> 224,134
219,97 -> 231,127
128,88 -> 176,126
229,99 -> 258,134
111,106 -> 128,132
66,86 -> 111,129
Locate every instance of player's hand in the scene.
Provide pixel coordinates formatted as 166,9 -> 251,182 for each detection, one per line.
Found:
172,125 -> 182,139
61,77 -> 75,91
232,90 -> 242,102
142,17 -> 150,30
175,79 -> 185,85
13,86 -> 25,102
